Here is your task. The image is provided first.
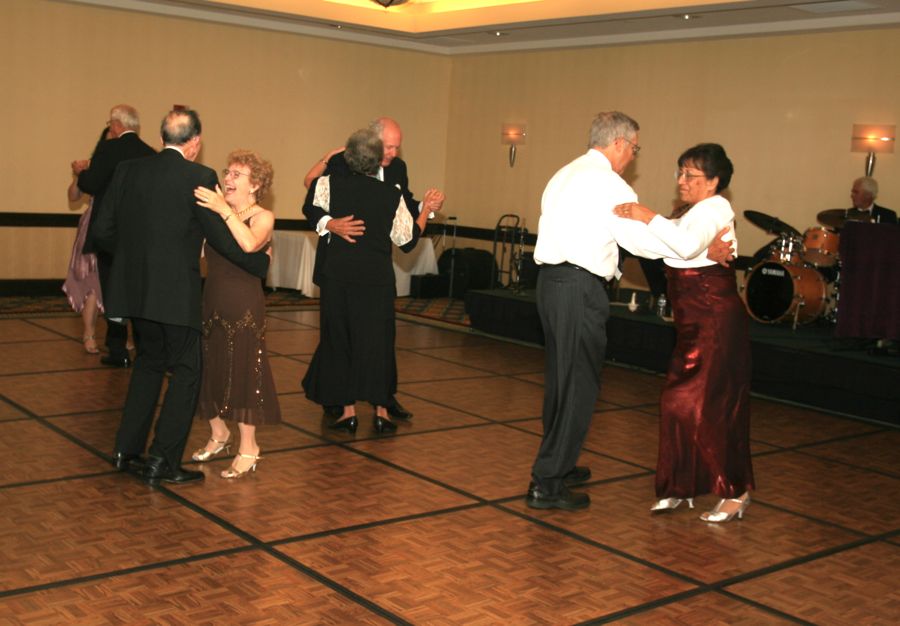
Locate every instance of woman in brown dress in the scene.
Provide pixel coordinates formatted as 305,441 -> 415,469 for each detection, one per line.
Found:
614,144 -> 753,523
191,150 -> 280,478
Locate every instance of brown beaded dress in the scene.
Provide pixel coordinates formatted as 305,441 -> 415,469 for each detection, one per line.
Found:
196,231 -> 280,425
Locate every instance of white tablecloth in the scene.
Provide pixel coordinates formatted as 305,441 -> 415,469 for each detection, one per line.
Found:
267,231 -> 438,298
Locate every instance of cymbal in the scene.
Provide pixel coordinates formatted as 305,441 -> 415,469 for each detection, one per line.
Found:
817,208 -> 873,229
743,210 -> 801,236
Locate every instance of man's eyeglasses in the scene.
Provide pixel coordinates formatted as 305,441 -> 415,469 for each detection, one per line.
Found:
622,137 -> 641,155
675,170 -> 706,181
222,169 -> 250,179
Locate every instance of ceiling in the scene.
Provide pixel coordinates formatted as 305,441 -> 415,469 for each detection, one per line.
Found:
65,0 -> 900,53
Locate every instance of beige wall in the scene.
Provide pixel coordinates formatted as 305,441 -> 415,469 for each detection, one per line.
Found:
1,0 -> 450,278
444,28 -> 900,257
2,0 -> 897,279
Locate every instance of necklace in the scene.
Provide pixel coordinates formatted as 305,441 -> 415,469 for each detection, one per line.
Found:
232,204 -> 256,220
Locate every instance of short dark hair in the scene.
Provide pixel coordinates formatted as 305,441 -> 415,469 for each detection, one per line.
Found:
677,143 -> 733,193
343,128 -> 382,176
161,109 -> 202,146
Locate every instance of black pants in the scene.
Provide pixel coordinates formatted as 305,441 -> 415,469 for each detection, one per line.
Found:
98,253 -> 130,360
114,319 -> 201,470
531,265 -> 609,495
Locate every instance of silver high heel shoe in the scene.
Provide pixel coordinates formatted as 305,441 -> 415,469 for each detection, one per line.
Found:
650,497 -> 694,513
221,452 -> 261,479
700,492 -> 751,523
191,435 -> 231,462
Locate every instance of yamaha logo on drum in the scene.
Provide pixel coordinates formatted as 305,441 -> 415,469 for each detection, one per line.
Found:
761,267 -> 785,277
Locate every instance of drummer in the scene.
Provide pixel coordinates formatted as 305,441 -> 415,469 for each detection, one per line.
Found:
848,177 -> 896,224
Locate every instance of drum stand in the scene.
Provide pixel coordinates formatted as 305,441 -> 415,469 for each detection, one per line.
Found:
442,217 -> 458,316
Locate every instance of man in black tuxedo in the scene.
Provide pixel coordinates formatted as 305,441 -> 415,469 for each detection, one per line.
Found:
850,176 -> 897,224
302,117 -> 445,420
76,104 -> 156,367
93,109 -> 270,485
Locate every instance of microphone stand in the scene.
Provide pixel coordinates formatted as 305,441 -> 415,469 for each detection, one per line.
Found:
443,216 -> 458,316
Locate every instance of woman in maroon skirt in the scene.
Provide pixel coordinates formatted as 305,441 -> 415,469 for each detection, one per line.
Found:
614,143 -> 754,523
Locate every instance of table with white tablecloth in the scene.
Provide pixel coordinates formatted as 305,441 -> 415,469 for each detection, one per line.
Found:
266,231 -> 438,297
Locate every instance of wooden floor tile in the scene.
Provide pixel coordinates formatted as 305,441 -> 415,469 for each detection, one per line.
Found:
597,365 -> 667,408
0,550 -> 392,624
728,542 -> 900,625
28,315 -> 84,340
801,430 -> 900,477
264,328 -> 321,356
750,398 -> 880,448
281,507 -> 694,624
0,339 -> 96,376
401,376 -> 544,421
264,315 -> 312,331
352,424 -> 638,500
0,398 -> 29,421
398,350 -> 498,382
0,475 -> 247,591
395,322 -> 494,349
0,320 -> 66,343
174,446 -> 474,541
266,309 -> 320,328
750,452 -> 900,534
416,342 -> 545,375
268,354 -> 305,396
504,475 -> 860,584
0,419 -> 110,486
0,369 -> 131,417
617,591 -> 797,624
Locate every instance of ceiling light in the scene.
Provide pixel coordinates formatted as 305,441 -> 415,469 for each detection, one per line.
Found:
372,0 -> 409,7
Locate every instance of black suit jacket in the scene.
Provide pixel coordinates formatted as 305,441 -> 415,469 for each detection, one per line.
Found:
78,131 -> 156,254
871,203 -> 898,225
93,148 -> 270,331
302,154 -> 421,285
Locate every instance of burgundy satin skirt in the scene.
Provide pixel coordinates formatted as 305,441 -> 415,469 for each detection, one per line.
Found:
655,264 -> 755,499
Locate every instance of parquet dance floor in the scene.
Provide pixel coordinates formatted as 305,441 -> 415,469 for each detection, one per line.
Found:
0,310 -> 897,624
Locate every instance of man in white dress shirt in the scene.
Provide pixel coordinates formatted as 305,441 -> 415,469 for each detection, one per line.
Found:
526,111 -> 725,510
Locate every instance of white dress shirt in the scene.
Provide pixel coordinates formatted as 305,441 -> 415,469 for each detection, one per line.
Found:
646,195 -> 737,268
534,149 -> 681,280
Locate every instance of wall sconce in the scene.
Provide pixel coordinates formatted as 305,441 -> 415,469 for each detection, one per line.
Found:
501,123 -> 526,167
850,123 -> 895,176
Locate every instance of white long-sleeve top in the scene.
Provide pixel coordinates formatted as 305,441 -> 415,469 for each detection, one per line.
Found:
534,149 -> 683,280
646,194 -> 737,268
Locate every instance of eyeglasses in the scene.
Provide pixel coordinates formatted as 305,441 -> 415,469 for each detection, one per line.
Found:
622,137 -> 641,155
222,169 -> 250,179
675,169 -> 706,181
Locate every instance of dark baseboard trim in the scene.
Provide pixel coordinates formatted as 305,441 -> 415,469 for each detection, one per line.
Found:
0,280 -> 65,297
0,213 -> 80,227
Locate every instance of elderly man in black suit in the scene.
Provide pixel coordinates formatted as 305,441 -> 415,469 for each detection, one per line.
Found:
850,176 -> 897,224
93,109 -> 270,485
302,117 -> 445,420
74,104 -> 155,367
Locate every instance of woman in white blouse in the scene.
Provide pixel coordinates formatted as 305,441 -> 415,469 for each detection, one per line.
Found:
614,143 -> 754,523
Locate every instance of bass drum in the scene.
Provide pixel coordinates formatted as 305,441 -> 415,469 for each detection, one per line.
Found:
744,261 -> 827,324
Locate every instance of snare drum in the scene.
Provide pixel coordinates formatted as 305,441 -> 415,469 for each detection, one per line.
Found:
767,235 -> 803,264
802,227 -> 839,267
744,261 -> 827,324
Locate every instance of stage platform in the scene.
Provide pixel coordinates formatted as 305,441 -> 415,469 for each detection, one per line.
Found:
465,288 -> 900,425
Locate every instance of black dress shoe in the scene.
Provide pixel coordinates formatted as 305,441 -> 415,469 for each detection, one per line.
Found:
323,405 -> 344,419
525,485 -> 590,510
373,415 -> 398,433
328,416 -> 358,433
101,355 -> 132,368
563,466 -> 592,486
386,401 -> 413,420
112,452 -> 146,472
142,456 -> 204,485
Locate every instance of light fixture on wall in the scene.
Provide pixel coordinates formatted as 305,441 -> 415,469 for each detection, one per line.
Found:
850,123 -> 895,176
501,123 -> 526,167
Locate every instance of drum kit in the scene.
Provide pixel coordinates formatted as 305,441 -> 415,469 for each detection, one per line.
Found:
742,208 -> 865,328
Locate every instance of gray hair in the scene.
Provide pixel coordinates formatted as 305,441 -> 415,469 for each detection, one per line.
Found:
589,111 -> 640,149
110,104 -> 140,132
161,109 -> 202,146
855,176 -> 878,199
343,128 -> 383,175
